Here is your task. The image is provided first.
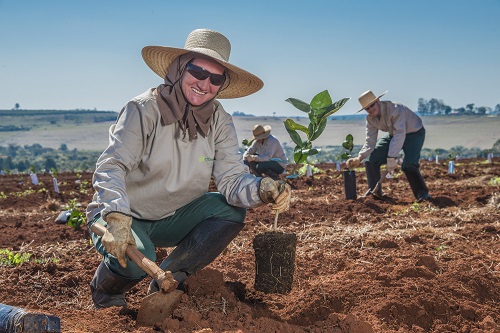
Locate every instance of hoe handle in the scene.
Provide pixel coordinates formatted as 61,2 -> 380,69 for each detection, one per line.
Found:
90,222 -> 177,292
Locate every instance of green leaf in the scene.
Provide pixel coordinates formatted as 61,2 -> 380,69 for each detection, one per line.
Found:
285,98 -> 310,113
302,148 -> 320,156
341,152 -> 350,159
342,141 -> 353,150
318,97 -> 351,121
284,118 -> 309,134
310,90 -> 332,110
310,118 -> 327,141
294,152 -> 308,164
346,134 -> 353,141
286,128 -> 304,147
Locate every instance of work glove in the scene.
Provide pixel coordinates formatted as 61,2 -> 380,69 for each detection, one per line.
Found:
386,157 -> 398,174
102,212 -> 136,268
259,177 -> 291,213
346,157 -> 361,169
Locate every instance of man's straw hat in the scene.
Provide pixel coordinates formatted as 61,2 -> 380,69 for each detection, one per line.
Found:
356,90 -> 388,113
252,124 -> 272,140
142,28 -> 263,99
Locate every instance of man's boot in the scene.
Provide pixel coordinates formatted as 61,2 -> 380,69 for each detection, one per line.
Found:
365,161 -> 382,197
148,217 -> 244,294
404,167 -> 431,202
89,261 -> 142,308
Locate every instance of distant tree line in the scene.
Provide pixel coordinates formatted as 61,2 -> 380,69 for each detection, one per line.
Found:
417,98 -> 500,116
1,137 -> 499,174
0,144 -> 101,173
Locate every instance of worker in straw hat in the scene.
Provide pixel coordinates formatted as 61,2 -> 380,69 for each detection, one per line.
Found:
346,90 -> 431,202
243,124 -> 288,180
86,29 -> 292,309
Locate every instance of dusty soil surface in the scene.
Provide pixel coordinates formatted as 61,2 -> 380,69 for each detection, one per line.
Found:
0,159 -> 499,333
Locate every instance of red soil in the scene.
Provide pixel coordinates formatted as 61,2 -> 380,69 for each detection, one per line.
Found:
0,159 -> 498,332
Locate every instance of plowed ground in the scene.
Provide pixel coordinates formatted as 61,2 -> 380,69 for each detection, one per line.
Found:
0,159 -> 499,332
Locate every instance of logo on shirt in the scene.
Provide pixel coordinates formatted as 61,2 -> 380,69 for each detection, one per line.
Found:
198,156 -> 214,162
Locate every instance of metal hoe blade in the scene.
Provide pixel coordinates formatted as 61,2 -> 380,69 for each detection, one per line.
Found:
136,289 -> 184,327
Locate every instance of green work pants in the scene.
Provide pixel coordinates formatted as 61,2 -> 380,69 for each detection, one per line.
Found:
366,127 -> 425,171
89,192 -> 246,279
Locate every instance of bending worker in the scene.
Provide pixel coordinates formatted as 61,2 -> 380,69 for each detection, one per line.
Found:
86,28 -> 292,309
346,90 -> 431,202
243,124 -> 287,180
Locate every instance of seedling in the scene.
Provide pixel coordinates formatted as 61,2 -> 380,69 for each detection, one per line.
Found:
0,249 -> 31,266
341,134 -> 354,169
285,90 -> 349,178
64,199 -> 86,229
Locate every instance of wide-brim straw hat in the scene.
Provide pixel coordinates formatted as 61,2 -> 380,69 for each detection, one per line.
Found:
252,124 -> 271,140
142,28 -> 263,99
356,90 -> 388,113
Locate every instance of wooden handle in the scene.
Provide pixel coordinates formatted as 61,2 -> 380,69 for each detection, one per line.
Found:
90,222 -> 177,292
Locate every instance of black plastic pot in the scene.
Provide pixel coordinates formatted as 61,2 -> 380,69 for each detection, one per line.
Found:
343,170 -> 357,200
0,303 -> 60,333
253,231 -> 296,294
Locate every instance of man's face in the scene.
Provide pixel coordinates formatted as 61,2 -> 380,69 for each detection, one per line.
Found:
365,100 -> 380,117
181,58 -> 226,106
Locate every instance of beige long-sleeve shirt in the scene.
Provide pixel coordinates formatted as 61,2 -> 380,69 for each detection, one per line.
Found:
243,134 -> 288,168
86,88 -> 264,222
358,101 -> 423,161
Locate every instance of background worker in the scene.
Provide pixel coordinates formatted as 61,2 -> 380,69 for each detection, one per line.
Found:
243,124 -> 287,180
86,29 -> 291,309
346,90 -> 431,202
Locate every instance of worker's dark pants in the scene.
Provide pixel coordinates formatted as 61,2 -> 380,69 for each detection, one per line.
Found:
89,192 -> 246,279
366,127 -> 425,170
244,160 -> 284,179
365,127 -> 429,200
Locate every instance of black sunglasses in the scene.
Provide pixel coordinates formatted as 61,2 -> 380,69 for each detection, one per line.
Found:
185,63 -> 226,86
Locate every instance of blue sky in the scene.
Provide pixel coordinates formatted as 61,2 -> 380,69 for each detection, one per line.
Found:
1,0 -> 499,117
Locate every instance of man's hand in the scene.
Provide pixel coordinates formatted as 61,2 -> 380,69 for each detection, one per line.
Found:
246,155 -> 257,162
259,177 -> 291,213
346,157 -> 361,169
102,212 -> 136,268
386,157 -> 398,174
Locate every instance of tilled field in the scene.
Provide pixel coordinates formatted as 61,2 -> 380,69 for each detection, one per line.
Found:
0,159 -> 498,332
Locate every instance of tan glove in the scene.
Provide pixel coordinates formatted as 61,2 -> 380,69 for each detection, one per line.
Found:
259,177 -> 292,213
346,157 -> 361,169
386,157 -> 398,174
102,212 -> 136,268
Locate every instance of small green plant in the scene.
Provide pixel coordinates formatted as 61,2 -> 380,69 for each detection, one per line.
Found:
435,244 -> 447,257
489,176 -> 500,186
0,249 -> 31,266
285,90 -> 349,177
241,138 -> 254,148
64,199 -> 86,229
341,134 -> 354,169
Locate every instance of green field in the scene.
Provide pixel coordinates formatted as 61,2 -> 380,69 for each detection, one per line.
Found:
0,112 -> 499,152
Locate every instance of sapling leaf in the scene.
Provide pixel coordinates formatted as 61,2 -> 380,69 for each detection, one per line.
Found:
319,98 -> 351,120
310,118 -> 327,141
286,128 -> 303,147
285,98 -> 310,113
284,118 -> 309,134
346,134 -> 353,141
302,148 -> 320,156
294,152 -> 308,164
341,152 -> 350,159
310,90 -> 332,110
342,141 -> 352,150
